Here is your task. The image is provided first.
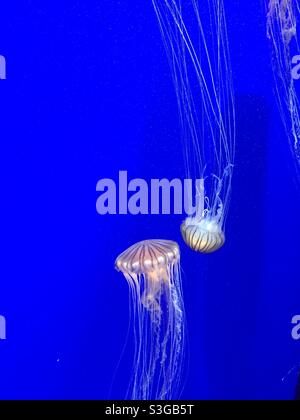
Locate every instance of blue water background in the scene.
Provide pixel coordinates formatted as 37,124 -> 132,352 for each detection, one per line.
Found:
0,0 -> 300,399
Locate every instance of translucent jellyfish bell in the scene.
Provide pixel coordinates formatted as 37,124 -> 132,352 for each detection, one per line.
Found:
181,216 -> 225,254
180,179 -> 226,253
116,239 -> 179,277
115,240 -> 186,400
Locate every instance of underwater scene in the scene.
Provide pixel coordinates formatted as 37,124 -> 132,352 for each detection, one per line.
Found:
1,0 -> 300,402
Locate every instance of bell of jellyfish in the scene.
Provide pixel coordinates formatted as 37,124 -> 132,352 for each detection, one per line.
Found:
115,240 -> 186,400
151,0 -> 236,253
267,0 -> 300,165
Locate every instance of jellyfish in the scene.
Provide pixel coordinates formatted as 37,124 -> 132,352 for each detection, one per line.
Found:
267,0 -> 300,165
115,239 -> 186,400
151,0 -> 236,252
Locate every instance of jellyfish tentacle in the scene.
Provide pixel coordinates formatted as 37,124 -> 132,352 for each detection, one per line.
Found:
152,1 -> 235,252
267,0 -> 300,169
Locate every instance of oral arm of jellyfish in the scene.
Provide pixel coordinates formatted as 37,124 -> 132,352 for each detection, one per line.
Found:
267,0 -> 297,43
115,240 -> 186,400
152,0 -> 235,253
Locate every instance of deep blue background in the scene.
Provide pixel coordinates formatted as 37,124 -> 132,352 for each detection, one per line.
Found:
0,0 -> 300,400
